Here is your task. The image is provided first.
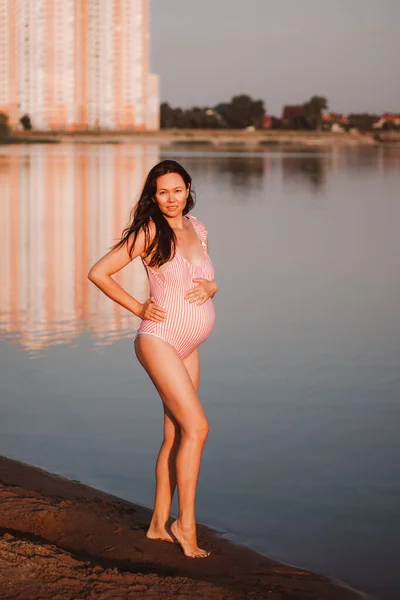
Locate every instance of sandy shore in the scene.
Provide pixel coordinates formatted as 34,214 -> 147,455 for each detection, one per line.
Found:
4,128 -> 400,149
0,455 -> 364,599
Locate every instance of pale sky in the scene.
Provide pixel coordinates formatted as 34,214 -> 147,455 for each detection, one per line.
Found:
150,0 -> 399,116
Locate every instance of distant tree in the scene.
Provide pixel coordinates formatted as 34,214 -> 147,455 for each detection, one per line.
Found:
20,114 -> 32,130
213,102 -> 230,128
161,102 -> 223,129
182,107 -> 221,128
187,106 -> 205,129
303,96 -> 328,130
160,103 -> 174,128
0,112 -> 11,139
160,95 -> 266,129
202,109 -> 223,129
174,108 -> 188,128
214,95 -> 265,129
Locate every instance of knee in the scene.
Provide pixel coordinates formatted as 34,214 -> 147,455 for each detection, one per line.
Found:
182,419 -> 209,442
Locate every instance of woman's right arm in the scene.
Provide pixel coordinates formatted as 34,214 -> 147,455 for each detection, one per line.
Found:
87,227 -> 166,322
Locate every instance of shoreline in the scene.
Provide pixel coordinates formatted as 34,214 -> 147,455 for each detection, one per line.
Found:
0,454 -> 365,599
2,128 -> 400,149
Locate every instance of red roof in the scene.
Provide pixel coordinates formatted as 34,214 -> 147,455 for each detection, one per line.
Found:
322,112 -> 348,123
382,113 -> 400,121
282,105 -> 304,120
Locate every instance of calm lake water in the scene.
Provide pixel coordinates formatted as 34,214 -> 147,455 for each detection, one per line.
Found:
1,142 -> 399,600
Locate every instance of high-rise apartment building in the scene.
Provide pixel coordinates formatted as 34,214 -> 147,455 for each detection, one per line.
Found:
0,0 -> 159,131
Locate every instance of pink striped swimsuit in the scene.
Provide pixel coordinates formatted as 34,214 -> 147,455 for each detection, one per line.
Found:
135,214 -> 216,360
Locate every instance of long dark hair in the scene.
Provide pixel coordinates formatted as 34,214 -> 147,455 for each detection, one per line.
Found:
111,159 -> 195,267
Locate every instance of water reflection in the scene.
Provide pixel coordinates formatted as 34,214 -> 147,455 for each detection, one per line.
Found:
0,144 -> 159,355
1,143 -> 399,355
339,144 -> 400,172
160,152 -> 267,192
282,153 -> 326,190
213,156 -> 266,190
163,148 -> 327,193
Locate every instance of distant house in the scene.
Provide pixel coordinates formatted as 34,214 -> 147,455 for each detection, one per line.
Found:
282,105 -> 304,121
330,123 -> 345,133
322,112 -> 349,125
263,115 -> 281,129
281,105 -> 306,129
372,113 -> 400,130
263,115 -> 272,129
321,112 -> 349,132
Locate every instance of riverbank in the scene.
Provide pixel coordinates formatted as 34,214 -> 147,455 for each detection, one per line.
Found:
3,128 -> 400,149
0,455 -> 364,599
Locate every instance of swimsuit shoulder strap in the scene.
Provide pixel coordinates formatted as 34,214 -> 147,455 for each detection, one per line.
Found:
186,214 -> 208,249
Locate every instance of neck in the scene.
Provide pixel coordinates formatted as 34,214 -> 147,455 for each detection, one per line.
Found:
166,213 -> 186,230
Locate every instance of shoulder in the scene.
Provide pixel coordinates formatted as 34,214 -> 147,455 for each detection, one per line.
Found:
186,214 -> 208,236
127,220 -> 156,257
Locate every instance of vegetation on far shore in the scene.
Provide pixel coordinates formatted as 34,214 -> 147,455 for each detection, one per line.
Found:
1,92 -> 399,146
161,94 -> 330,130
160,94 -> 399,133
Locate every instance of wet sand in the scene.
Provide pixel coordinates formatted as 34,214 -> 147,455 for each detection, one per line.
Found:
0,454 -> 364,599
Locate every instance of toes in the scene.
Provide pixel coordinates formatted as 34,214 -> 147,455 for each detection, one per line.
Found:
188,549 -> 210,558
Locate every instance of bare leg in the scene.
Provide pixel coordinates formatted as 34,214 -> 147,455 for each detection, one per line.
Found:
146,349 -> 200,542
135,335 -> 209,558
145,403 -> 179,542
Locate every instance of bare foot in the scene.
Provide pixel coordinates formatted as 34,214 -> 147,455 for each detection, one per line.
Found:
170,519 -> 210,558
146,522 -> 174,543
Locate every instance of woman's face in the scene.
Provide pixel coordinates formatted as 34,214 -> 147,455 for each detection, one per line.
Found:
154,172 -> 189,218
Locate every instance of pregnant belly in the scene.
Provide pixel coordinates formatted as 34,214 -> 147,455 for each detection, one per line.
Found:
137,298 -> 215,358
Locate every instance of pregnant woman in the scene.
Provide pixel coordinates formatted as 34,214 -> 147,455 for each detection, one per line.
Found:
88,160 -> 217,558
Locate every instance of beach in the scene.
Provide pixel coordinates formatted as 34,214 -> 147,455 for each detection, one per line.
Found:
0,455 -> 364,599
